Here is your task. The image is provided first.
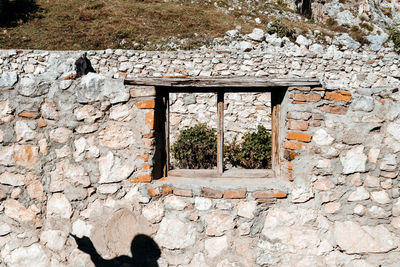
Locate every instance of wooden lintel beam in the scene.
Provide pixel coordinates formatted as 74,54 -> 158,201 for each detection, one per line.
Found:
124,77 -> 321,88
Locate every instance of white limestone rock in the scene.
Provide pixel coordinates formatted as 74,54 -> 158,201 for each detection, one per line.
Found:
0,71 -> 18,89
248,28 -> 265,42
313,129 -> 334,146
15,121 -> 37,141
239,41 -> 253,52
72,219 -> 93,238
195,197 -> 212,210
2,243 -> 50,266
296,35 -> 311,47
204,211 -> 234,236
237,200 -> 257,219
0,172 -> 24,186
164,195 -> 188,211
334,221 -> 397,253
340,145 -> 367,174
155,218 -> 197,249
46,193 -> 72,219
49,127 -> 73,144
142,200 -> 164,223
205,236 -> 228,258
370,190 -> 391,204
98,151 -> 134,184
348,187 -> 370,202
40,230 -> 67,251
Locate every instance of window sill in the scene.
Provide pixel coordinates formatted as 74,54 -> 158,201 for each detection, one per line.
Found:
148,174 -> 292,200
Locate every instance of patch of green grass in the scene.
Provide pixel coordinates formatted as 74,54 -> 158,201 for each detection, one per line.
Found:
388,25 -> 400,52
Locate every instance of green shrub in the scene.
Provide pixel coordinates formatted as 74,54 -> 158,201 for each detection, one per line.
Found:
171,124 -> 217,169
172,124 -> 272,170
266,20 -> 296,39
225,125 -> 272,169
389,25 -> 400,52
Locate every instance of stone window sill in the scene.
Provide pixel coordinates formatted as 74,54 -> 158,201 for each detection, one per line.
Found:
147,175 -> 291,201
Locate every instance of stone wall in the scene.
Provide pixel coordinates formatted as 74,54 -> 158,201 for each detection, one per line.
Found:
0,47 -> 400,266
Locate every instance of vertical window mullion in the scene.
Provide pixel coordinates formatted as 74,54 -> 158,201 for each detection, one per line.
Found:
217,91 -> 224,175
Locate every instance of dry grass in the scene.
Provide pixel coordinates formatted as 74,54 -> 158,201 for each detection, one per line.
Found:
0,0 -> 259,50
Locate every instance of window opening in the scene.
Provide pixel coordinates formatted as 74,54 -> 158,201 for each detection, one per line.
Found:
223,92 -> 273,174
168,92 -> 218,173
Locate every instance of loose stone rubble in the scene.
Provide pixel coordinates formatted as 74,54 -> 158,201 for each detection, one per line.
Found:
0,43 -> 400,266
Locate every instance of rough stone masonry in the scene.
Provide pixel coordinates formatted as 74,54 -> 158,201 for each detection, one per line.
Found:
0,42 -> 400,267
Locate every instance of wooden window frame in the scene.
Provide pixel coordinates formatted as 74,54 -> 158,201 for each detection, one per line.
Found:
124,77 -> 321,179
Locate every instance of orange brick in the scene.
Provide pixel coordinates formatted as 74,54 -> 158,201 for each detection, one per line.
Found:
288,86 -> 311,91
311,87 -> 324,91
366,60 -> 375,64
136,99 -> 155,109
319,104 -> 348,115
18,111 -> 40,118
145,110 -> 155,129
142,163 -> 150,171
324,91 -> 352,102
36,118 -> 47,128
201,187 -> 223,199
174,188 -> 193,197
59,73 -> 77,80
287,161 -> 293,171
132,173 -> 152,183
161,185 -> 173,195
148,186 -> 161,197
252,190 -> 287,199
283,141 -> 304,150
130,87 -> 156,97
290,93 -> 321,102
224,188 -> 247,199
287,120 -> 308,131
286,132 -> 311,142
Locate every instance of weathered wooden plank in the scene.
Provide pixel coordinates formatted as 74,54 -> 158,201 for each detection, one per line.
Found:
124,77 -> 321,88
217,92 -> 224,175
164,94 -> 170,177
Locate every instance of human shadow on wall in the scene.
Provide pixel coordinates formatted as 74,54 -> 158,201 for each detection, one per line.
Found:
71,234 -> 160,267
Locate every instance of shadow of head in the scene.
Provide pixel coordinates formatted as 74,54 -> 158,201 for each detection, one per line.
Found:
71,233 -> 161,267
131,234 -> 161,266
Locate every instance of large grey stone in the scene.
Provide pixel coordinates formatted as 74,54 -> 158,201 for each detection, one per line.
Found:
142,200 -> 164,223
365,35 -> 388,51
334,221 -> 397,253
155,218 -> 196,249
351,96 -> 374,112
333,34 -> 361,50
16,76 -> 50,97
340,145 -> 367,174
0,71 -> 18,89
77,73 -> 129,104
